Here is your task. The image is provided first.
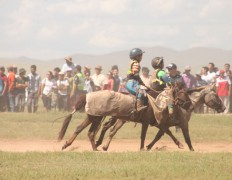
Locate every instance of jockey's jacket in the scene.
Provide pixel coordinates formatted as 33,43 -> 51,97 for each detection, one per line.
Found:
151,69 -> 166,85
126,60 -> 142,98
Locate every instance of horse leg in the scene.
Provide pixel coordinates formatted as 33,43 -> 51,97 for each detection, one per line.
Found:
88,116 -> 104,151
62,116 -> 91,150
180,124 -> 194,151
140,122 -> 149,150
165,128 -> 184,149
146,129 -> 164,150
96,117 -> 117,147
102,119 -> 126,151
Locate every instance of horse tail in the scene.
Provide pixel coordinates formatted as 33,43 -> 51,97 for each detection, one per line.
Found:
57,94 -> 87,141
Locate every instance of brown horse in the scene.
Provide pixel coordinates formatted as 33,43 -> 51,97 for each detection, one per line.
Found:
96,84 -> 225,151
58,90 -> 159,151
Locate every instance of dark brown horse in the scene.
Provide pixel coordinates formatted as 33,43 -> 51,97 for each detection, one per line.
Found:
96,84 -> 225,151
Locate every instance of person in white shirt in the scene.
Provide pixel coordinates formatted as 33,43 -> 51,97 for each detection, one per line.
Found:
84,72 -> 94,93
41,71 -> 57,111
57,71 -> 69,111
61,56 -> 76,74
91,65 -> 108,91
201,66 -> 209,84
207,62 -> 216,84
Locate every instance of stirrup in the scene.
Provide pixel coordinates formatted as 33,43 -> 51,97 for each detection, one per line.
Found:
137,106 -> 147,112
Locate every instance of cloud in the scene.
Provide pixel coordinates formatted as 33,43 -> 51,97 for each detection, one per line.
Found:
46,0 -> 131,15
200,0 -> 232,17
142,0 -> 184,16
0,0 -> 231,59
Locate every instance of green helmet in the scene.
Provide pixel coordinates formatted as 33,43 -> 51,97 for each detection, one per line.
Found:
129,48 -> 144,60
151,57 -> 164,69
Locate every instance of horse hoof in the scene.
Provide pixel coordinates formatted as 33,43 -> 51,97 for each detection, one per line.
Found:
146,145 -> 152,151
190,148 -> 195,151
62,142 -> 68,150
102,146 -> 108,151
140,148 -> 145,151
178,143 -> 184,149
96,142 -> 101,148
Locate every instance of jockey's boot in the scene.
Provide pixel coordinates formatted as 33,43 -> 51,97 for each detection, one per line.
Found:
168,105 -> 179,123
131,99 -> 147,121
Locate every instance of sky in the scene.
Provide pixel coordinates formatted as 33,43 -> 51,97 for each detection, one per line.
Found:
0,0 -> 231,60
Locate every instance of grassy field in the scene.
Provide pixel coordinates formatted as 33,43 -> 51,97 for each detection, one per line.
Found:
0,151 -> 231,179
0,111 -> 231,142
0,112 -> 232,179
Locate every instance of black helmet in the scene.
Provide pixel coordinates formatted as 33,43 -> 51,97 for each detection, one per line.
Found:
166,63 -> 177,70
129,48 -> 144,60
151,57 -> 164,69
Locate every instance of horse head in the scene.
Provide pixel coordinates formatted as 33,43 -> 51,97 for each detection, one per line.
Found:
203,91 -> 225,113
198,84 -> 225,113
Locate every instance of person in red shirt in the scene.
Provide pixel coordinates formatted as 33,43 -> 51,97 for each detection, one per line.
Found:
216,69 -> 231,113
0,66 -> 8,112
7,66 -> 16,112
106,71 -> 114,91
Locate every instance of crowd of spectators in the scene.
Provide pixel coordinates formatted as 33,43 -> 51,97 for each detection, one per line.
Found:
0,57 -> 231,114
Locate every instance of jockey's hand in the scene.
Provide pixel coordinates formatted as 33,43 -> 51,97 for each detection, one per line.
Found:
133,73 -> 145,86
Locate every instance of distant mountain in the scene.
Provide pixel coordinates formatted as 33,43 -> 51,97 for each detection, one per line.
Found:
0,47 -> 231,77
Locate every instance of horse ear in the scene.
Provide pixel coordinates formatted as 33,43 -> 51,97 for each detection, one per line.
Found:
211,83 -> 216,91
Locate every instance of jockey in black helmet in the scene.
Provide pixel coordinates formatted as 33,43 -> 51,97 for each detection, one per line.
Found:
150,57 -> 167,97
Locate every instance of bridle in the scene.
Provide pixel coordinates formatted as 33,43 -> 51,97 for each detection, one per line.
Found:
173,88 -> 192,110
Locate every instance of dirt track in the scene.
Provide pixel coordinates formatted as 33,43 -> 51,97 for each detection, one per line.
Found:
0,139 -> 231,153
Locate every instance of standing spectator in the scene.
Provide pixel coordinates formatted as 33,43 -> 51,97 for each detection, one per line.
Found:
65,67 -> 74,111
91,65 -> 108,91
207,62 -> 216,84
106,71 -> 114,91
70,65 -> 85,101
194,72 -> 207,114
15,68 -> 29,112
83,66 -> 91,76
182,66 -> 196,89
27,65 -> 41,113
61,56 -> 76,74
53,67 -> 61,81
0,66 -> 8,112
226,70 -> 232,113
201,66 -> 209,84
224,63 -> 230,74
216,70 -> 231,114
83,72 -> 94,93
140,67 -> 151,87
7,66 -> 15,112
41,71 -> 57,111
195,72 -> 208,87
111,65 -> 122,92
52,67 -> 60,110
13,65 -> 19,78
57,72 -> 69,111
